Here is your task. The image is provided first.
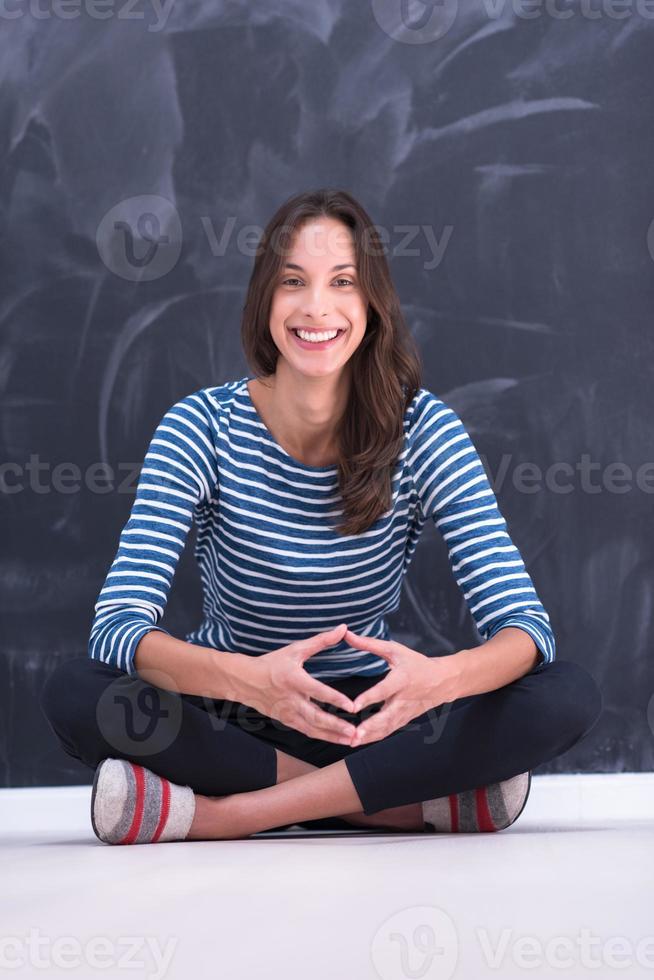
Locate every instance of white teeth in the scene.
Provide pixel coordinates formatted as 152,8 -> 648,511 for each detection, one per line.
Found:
295,329 -> 340,343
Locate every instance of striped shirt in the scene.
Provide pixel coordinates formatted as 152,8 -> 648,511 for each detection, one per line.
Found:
89,375 -> 556,679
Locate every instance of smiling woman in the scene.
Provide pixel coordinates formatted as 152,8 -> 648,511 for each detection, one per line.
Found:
241,189 -> 423,536
40,188 -> 602,845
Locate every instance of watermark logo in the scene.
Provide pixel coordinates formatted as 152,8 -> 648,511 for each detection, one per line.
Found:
647,216 -> 654,264
369,912 -> 654,976
371,0 -> 654,41
371,905 -> 459,979
96,194 -> 182,282
372,0 -> 459,43
95,668 -> 184,757
95,202 -> 454,280
647,690 -> 654,737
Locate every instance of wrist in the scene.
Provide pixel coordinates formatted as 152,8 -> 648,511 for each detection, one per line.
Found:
206,648 -> 255,702
434,648 -> 470,702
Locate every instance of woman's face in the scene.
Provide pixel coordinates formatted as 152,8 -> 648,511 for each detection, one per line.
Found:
268,216 -> 369,380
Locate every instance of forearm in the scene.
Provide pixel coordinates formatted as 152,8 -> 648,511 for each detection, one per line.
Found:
133,629 -> 250,701
448,627 -> 541,699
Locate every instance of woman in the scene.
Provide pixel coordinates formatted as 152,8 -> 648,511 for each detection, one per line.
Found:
40,188 -> 602,844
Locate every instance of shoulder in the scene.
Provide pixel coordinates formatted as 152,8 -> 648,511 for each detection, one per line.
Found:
164,377 -> 246,425
200,376 -> 246,409
406,386 -> 458,437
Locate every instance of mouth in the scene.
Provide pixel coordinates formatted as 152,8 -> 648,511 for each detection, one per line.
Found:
287,327 -> 348,350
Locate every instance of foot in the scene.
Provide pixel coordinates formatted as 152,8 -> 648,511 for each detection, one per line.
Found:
422,771 -> 532,833
91,758 -> 196,845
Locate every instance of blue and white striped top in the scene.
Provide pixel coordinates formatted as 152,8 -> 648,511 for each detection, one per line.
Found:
89,375 -> 556,679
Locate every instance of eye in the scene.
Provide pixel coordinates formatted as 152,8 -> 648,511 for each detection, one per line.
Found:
280,276 -> 356,287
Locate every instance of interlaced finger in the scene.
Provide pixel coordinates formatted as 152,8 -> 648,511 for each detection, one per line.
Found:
299,674 -> 356,714
351,696 -> 406,744
294,696 -> 357,743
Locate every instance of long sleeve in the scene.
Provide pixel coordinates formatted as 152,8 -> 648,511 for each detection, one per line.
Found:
88,390 -> 219,675
407,390 -> 556,673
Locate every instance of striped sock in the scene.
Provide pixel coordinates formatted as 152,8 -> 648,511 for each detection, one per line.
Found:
422,771 -> 532,833
91,758 -> 196,845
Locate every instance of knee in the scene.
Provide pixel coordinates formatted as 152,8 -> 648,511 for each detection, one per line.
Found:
39,656 -> 108,741
545,659 -> 603,741
40,658 -> 75,729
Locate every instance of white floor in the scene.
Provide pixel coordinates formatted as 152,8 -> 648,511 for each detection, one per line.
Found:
1,774 -> 652,980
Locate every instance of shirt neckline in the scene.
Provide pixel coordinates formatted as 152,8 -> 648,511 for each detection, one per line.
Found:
240,376 -> 339,474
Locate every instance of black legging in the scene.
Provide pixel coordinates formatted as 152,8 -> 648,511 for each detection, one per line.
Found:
39,655 -> 602,821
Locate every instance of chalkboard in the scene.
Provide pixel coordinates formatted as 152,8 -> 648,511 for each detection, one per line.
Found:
2,3 -> 653,786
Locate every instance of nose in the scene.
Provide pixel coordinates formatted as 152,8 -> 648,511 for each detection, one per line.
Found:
298,286 -> 333,319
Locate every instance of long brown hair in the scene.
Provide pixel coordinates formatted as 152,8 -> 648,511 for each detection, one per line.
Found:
241,188 -> 423,536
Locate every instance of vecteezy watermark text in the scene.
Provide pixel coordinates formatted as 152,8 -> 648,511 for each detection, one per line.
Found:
0,0 -> 175,32
2,452 -> 653,496
0,929 -> 177,979
371,0 -> 654,48
369,906 -> 654,979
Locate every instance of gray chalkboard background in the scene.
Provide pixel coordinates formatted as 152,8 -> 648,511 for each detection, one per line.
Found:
2,2 -> 653,787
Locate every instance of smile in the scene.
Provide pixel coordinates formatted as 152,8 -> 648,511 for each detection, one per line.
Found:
288,327 -> 347,350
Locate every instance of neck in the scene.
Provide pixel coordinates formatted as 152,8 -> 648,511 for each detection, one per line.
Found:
254,365 -> 349,465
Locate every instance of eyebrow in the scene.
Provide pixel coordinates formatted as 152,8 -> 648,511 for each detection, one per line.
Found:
282,263 -> 356,272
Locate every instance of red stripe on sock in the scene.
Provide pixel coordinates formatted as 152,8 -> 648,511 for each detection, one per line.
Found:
151,778 -> 171,843
475,786 -> 496,832
120,763 -> 146,845
449,793 -> 459,832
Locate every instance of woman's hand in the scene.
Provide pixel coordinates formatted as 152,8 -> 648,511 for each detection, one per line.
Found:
343,629 -> 463,746
234,623 -> 360,744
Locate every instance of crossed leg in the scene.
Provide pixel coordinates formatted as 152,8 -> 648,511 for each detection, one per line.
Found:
188,751 -> 425,839
40,657 -> 602,841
